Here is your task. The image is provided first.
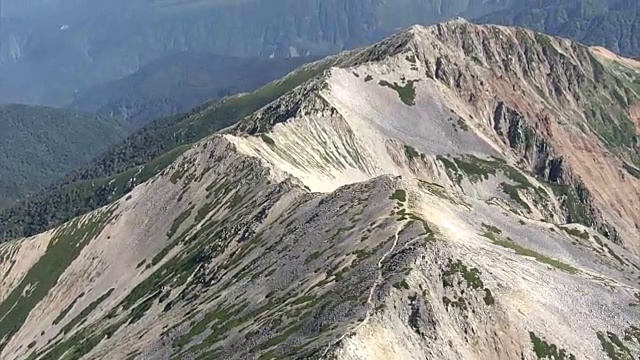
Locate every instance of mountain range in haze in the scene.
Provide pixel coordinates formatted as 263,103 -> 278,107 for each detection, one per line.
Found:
1,0 -> 638,106
69,52 -> 314,129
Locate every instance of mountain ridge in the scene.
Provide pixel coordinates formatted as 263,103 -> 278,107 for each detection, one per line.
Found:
1,19 -> 638,246
229,19 -> 640,249
0,21 -> 639,359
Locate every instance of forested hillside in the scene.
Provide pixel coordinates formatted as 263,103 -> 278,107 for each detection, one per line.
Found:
0,105 -> 128,207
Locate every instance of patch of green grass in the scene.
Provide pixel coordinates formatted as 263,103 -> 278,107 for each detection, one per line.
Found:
257,324 -> 303,351
624,326 -> 640,343
0,206 -> 116,350
623,163 -> 640,179
173,304 -> 240,348
437,155 -> 547,213
442,296 -> 467,310
390,189 -> 407,202
167,208 -> 193,239
454,156 -> 502,182
437,155 -> 459,175
501,183 -> 532,212
288,294 -> 319,307
351,248 -> 374,262
438,154 -> 504,184
128,291 -> 161,324
529,332 -> 576,360
443,259 -> 484,289
482,231 -> 578,274
392,279 -> 410,290
169,162 -> 190,184
261,133 -> 276,146
548,183 -> 592,227
481,223 -> 502,235
456,117 -> 470,131
483,288 -> 495,305
379,80 -> 417,106
124,351 -> 141,360
597,331 -> 633,360
405,54 -> 417,64
38,317 -> 126,360
122,227 -> 221,322
305,250 -> 324,264
417,180 -> 448,200
603,243 -> 626,266
52,292 -> 84,325
586,106 -> 637,155
61,288 -> 115,335
404,145 -> 420,160
559,226 -> 591,240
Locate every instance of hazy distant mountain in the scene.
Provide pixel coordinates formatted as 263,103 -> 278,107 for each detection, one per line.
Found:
70,52 -> 314,129
0,0 -> 510,105
477,0 -> 639,57
0,0 -> 637,105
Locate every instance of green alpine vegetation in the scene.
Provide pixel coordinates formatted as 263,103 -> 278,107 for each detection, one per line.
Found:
529,332 -> 576,360
482,226 -> 579,274
597,331 -> 634,360
379,79 -> 418,106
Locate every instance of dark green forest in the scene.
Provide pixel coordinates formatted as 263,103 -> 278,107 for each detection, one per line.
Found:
0,105 -> 128,208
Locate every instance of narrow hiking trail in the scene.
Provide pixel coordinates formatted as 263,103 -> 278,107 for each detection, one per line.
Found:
320,217 -> 409,357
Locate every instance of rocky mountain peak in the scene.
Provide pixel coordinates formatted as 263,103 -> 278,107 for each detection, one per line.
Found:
0,21 -> 639,360
230,19 -> 639,250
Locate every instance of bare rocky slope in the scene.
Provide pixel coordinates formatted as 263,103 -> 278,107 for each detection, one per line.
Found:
0,20 -> 639,360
